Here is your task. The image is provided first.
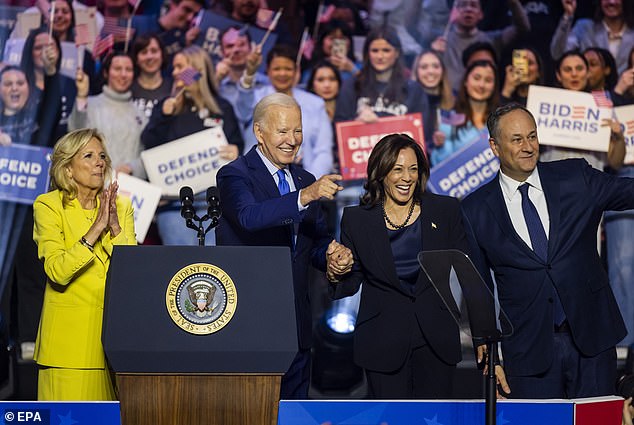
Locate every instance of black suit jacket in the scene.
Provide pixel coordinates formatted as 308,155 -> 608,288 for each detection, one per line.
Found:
461,159 -> 632,376
216,146 -> 331,350
330,192 -> 469,373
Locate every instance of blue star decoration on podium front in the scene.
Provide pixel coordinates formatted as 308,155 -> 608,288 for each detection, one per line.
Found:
424,414 -> 444,425
58,411 -> 78,425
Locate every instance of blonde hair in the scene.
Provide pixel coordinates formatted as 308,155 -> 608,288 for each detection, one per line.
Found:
174,45 -> 221,115
50,128 -> 112,205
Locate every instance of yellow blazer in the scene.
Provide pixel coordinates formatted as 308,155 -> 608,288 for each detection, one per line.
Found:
33,190 -> 136,369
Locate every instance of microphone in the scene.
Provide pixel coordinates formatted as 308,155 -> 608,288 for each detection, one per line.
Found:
206,186 -> 221,219
179,186 -> 196,220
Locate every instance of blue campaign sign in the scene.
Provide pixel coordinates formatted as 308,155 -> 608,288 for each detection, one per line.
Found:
278,400 -> 573,425
194,11 -> 276,73
0,401 -> 120,425
0,144 -> 52,204
428,135 -> 499,199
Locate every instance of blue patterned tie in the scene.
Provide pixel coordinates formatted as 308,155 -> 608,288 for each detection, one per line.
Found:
276,169 -> 290,195
518,183 -> 565,325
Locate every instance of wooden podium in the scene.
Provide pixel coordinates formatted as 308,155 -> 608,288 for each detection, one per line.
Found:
103,246 -> 298,425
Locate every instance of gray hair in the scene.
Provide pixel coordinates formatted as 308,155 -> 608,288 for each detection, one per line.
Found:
252,93 -> 300,130
487,103 -> 537,142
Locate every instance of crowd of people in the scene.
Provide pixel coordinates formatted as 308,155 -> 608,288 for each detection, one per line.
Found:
1,0 -> 634,409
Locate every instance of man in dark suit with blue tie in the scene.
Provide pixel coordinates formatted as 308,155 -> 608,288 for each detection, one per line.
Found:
461,103 -> 632,399
216,92 -> 352,399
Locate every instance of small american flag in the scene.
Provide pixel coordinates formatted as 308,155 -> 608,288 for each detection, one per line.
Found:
102,17 -> 135,38
318,4 -> 336,23
178,67 -> 202,86
74,24 -> 92,46
298,28 -> 314,60
440,110 -> 466,126
591,90 -> 613,108
92,34 -> 114,58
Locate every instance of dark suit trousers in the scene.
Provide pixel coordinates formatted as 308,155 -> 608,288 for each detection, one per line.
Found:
365,343 -> 455,399
280,349 -> 311,399
506,330 -> 617,399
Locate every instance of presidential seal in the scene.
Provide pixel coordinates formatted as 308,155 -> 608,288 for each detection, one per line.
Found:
166,263 -> 237,335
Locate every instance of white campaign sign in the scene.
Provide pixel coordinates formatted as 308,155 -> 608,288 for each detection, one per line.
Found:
526,85 -> 612,152
614,105 -> 634,165
141,127 -> 229,197
115,173 -> 162,244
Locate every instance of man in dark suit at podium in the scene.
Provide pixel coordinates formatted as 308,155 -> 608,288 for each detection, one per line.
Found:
216,92 -> 352,399
461,103 -> 632,399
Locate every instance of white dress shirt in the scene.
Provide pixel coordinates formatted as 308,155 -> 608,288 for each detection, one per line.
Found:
498,168 -> 550,250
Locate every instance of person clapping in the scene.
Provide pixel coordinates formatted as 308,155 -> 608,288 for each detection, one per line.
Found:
33,128 -> 136,400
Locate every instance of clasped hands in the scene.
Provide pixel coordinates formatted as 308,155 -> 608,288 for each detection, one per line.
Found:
84,182 -> 122,246
326,240 -> 354,282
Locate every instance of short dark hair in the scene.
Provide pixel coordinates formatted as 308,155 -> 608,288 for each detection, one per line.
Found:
101,51 -> 134,83
361,134 -> 429,207
306,60 -> 342,95
266,44 -> 297,68
462,41 -> 498,67
131,33 -> 168,74
219,24 -> 252,49
487,103 -> 536,141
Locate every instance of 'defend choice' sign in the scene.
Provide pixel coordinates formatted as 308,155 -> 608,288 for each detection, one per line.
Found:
0,144 -> 52,204
428,133 -> 499,199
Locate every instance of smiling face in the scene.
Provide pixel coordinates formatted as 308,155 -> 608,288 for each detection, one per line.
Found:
51,0 -> 72,36
601,0 -> 622,19
136,38 -> 163,75
1,69 -> 29,116
525,50 -> 540,84
255,105 -> 303,169
416,52 -> 443,90
167,0 -> 202,29
557,54 -> 588,91
267,56 -> 296,94
221,32 -> 250,67
383,147 -> 419,207
311,66 -> 339,101
106,55 -> 134,93
368,38 -> 399,73
490,109 -> 539,182
465,64 -> 496,101
68,137 -> 107,194
32,32 -> 59,70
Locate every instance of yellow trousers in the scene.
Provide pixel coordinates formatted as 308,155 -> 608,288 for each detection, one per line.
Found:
38,367 -> 116,401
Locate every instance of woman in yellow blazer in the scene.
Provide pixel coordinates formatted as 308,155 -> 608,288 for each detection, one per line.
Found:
33,128 -> 136,400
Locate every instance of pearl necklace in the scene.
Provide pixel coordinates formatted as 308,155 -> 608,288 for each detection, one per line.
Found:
382,199 -> 417,230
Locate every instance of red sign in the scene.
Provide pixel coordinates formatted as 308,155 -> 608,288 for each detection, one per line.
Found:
335,113 -> 425,180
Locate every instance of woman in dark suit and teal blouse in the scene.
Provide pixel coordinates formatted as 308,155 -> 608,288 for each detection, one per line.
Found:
327,133 -> 469,399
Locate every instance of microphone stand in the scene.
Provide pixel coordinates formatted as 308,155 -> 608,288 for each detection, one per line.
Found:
184,212 -> 220,246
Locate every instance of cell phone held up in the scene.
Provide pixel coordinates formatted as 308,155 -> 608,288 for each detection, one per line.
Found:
512,49 -> 529,83
331,38 -> 348,58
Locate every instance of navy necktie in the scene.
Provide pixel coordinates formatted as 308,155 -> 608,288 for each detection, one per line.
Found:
277,169 -> 290,195
518,183 -> 565,325
518,184 -> 548,261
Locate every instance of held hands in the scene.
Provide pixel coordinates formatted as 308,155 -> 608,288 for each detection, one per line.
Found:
477,344 -> 511,399
326,240 -> 354,282
215,57 -> 231,81
502,64 -> 522,97
185,25 -> 200,47
107,181 -> 121,237
432,130 -> 446,148
162,94 -> 183,116
623,397 -> 633,425
299,174 -> 343,206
